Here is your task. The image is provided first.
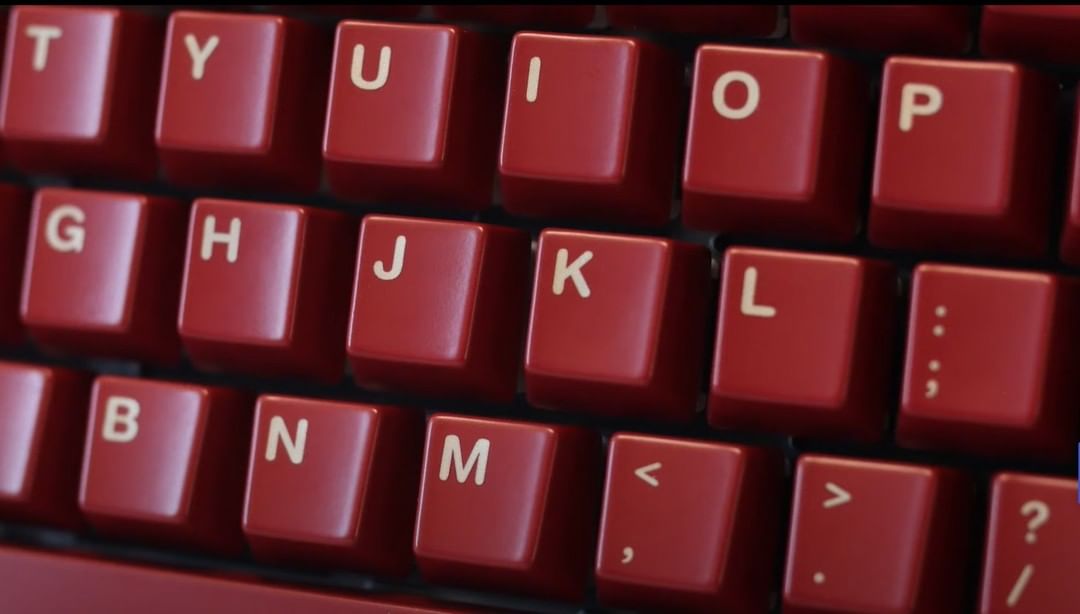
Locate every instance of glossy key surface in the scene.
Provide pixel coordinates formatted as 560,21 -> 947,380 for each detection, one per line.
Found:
784,455 -> 973,614
0,6 -> 161,179
499,32 -> 680,227
78,376 -> 252,555
0,183 -> 29,345
20,188 -> 187,365
979,473 -> 1080,614
0,544 -> 473,614
243,395 -> 423,576
708,247 -> 896,442
682,45 -> 868,242
1058,97 -> 1080,265
595,434 -> 783,613
414,414 -> 601,601
524,229 -> 711,421
324,22 -> 503,210
347,215 -> 531,403
980,6 -> 1080,66
178,198 -> 356,383
156,11 -> 327,193
869,57 -> 1056,258
0,362 -> 90,528
791,6 -> 973,54
606,5 -> 780,37
896,264 -> 1080,462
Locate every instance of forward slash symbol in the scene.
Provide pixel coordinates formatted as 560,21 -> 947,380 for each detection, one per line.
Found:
634,462 -> 661,487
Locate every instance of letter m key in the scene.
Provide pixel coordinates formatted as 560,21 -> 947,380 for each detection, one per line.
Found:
439,434 -> 490,486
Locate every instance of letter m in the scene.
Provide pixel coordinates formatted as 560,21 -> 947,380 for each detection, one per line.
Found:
438,435 -> 490,486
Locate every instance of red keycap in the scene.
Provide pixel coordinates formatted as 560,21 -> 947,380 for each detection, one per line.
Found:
78,376 -> 252,555
178,198 -> 357,382
979,473 -> 1080,614
0,183 -> 30,345
347,215 -> 530,403
595,434 -> 783,613
896,264 -> 1080,463
499,33 -> 680,227
0,361 -> 90,529
414,414 -> 601,601
708,247 -> 896,442
869,57 -> 1056,258
155,11 -> 327,193
0,6 -> 161,179
606,5 -> 781,37
682,45 -> 869,242
433,6 -> 595,28
242,395 -> 423,576
0,544 -> 474,614
20,188 -> 187,365
981,6 -> 1080,66
524,229 -> 710,421
324,22 -> 503,210
1059,99 -> 1080,265
784,455 -> 973,614
790,6 -> 973,55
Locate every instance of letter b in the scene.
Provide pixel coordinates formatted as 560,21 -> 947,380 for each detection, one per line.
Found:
102,396 -> 140,443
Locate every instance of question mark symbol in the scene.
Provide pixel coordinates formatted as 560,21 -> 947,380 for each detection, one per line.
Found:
1021,500 -> 1050,544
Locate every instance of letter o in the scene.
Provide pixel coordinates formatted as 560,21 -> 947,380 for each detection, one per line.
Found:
712,70 -> 760,120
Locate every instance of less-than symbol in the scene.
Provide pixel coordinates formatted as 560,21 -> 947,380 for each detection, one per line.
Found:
822,482 -> 852,509
634,462 -> 661,487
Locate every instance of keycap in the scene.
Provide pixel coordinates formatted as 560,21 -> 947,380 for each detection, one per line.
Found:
868,57 -> 1056,259
433,6 -> 595,28
178,198 -> 357,383
242,395 -> 424,575
790,6 -> 973,55
156,11 -> 327,193
499,33 -> 680,227
979,473 -> 1079,614
0,362 -> 90,528
414,414 -> 601,601
20,188 -> 187,365
783,455 -> 973,614
595,434 -> 784,613
0,184 -> 30,345
1058,99 -> 1080,265
0,6 -> 161,180
682,45 -> 869,242
981,6 -> 1080,66
524,229 -> 711,421
0,544 -> 474,614
347,215 -> 531,403
896,264 -> 1080,463
606,5 -> 781,37
78,376 -> 252,555
324,22 -> 503,210
708,247 -> 896,442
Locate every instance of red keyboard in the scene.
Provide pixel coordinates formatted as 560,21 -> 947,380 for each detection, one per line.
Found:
1,5 -> 1079,614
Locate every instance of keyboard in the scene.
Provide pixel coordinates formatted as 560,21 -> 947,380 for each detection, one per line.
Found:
1,4 -> 1079,613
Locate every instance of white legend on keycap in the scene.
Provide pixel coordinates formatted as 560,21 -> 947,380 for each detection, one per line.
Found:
813,572 -> 826,585
925,305 -> 946,399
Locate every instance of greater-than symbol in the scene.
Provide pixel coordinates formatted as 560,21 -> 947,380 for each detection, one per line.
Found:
634,462 -> 661,487
823,482 -> 852,509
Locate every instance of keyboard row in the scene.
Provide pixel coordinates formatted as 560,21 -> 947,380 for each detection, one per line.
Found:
2,187 -> 1079,463
6,7 -> 1080,260
0,370 -> 1075,613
